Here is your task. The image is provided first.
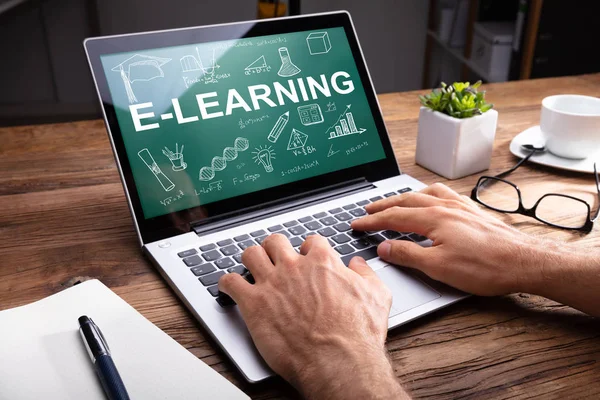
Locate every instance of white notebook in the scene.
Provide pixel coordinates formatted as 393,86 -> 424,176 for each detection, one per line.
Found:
0,279 -> 248,399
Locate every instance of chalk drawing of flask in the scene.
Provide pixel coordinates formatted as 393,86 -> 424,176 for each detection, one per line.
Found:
277,47 -> 301,77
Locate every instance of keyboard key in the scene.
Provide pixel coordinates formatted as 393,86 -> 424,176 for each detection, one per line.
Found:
304,221 -> 323,231
284,220 -> 298,227
250,229 -> 267,237
369,196 -> 383,202
255,235 -> 268,244
317,227 -> 337,237
384,192 -> 396,197
191,263 -> 216,276
200,243 -> 216,252
328,239 -> 336,247
279,230 -> 291,238
398,187 -> 412,194
333,222 -> 352,232
199,271 -> 225,286
320,217 -> 338,226
288,226 -> 307,236
178,249 -> 197,258
217,239 -> 233,247
207,285 -> 220,297
341,247 -> 378,265
328,207 -> 343,214
221,245 -> 240,256
356,199 -> 370,206
228,265 -> 247,274
313,212 -> 328,218
335,244 -> 355,255
233,253 -> 243,264
238,239 -> 256,250
202,250 -> 222,261
343,204 -> 357,210
183,255 -> 203,267
334,212 -> 353,221
215,257 -> 235,269
217,292 -> 236,307
382,230 -> 401,239
302,232 -> 317,239
349,230 -> 366,238
234,234 -> 250,242
408,233 -> 428,242
242,270 -> 255,284
268,224 -> 283,232
332,233 -> 352,244
349,208 -> 367,217
351,238 -> 371,250
289,236 -> 303,247
298,216 -> 313,223
367,234 -> 386,245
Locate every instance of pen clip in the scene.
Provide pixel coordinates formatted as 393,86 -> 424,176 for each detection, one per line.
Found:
90,318 -> 110,353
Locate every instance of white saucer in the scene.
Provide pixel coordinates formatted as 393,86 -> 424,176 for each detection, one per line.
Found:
509,125 -> 599,174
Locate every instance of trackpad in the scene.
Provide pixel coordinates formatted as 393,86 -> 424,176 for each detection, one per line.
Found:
375,266 -> 441,318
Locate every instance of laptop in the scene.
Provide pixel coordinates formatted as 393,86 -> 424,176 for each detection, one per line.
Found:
84,11 -> 467,383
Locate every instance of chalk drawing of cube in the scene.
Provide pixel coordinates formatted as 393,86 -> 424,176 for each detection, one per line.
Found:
306,32 -> 332,55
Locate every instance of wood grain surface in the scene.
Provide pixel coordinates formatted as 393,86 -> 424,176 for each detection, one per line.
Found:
1,74 -> 599,399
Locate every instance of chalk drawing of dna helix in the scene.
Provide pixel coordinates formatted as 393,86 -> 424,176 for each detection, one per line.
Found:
199,137 -> 250,181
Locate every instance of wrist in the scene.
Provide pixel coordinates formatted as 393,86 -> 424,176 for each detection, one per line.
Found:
293,338 -> 407,400
516,238 -> 581,295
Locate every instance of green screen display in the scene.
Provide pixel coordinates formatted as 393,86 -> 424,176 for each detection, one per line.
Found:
101,27 -> 386,219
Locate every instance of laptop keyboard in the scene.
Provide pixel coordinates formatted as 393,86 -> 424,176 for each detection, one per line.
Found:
177,187 -> 425,307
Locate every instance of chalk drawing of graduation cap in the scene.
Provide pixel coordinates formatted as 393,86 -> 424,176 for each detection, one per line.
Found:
111,54 -> 172,104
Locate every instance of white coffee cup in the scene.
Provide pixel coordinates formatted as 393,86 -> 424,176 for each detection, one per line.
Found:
539,94 -> 600,159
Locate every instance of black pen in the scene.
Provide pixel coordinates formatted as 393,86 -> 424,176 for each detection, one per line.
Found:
79,316 -> 131,400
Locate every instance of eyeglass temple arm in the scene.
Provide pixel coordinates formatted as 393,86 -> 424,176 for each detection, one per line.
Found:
493,149 -> 539,179
592,162 -> 600,221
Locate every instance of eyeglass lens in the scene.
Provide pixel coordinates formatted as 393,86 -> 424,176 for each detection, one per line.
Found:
535,195 -> 589,229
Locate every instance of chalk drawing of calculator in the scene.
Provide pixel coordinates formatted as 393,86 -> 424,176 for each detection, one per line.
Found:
297,104 -> 324,126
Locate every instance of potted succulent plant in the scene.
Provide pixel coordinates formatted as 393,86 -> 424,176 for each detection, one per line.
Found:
416,81 -> 497,180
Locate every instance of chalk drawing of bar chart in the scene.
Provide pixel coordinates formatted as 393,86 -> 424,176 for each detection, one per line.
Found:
326,104 -> 366,140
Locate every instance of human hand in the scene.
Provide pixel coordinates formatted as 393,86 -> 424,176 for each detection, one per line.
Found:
218,234 -> 408,399
351,183 -> 552,296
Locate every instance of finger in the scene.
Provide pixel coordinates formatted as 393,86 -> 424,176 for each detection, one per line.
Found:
419,182 -> 463,201
377,240 -> 431,271
241,245 -> 274,281
218,272 -> 255,305
262,233 -> 299,266
299,234 -> 330,256
366,192 -> 447,214
347,256 -> 376,279
351,206 -> 437,236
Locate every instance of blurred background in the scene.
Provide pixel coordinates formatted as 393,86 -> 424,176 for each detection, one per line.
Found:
1,0 -> 598,126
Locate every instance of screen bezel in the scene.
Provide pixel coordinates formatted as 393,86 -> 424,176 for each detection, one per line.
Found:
84,11 -> 400,244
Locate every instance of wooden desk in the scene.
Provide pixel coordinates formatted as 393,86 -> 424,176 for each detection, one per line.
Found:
1,75 -> 599,399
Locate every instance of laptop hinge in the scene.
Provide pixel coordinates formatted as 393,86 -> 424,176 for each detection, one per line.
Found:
191,178 -> 374,236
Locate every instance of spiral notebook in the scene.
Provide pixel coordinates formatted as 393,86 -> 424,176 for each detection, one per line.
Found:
0,279 -> 248,399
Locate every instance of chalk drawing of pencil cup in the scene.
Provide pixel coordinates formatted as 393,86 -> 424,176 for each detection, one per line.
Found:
163,144 -> 187,172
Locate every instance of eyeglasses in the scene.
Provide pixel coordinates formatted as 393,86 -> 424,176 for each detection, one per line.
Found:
470,147 -> 600,233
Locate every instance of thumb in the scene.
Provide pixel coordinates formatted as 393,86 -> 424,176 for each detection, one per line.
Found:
377,240 -> 430,271
218,272 -> 254,305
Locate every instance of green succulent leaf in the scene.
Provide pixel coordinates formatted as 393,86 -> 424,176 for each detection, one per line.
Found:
419,80 -> 493,119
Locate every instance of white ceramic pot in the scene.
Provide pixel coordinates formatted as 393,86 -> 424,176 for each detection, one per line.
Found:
415,107 -> 498,180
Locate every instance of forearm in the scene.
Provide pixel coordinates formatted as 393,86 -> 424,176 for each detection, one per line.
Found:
295,342 -> 410,400
520,241 -> 600,317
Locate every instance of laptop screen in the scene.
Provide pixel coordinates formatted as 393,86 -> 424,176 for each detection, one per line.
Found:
99,27 -> 387,220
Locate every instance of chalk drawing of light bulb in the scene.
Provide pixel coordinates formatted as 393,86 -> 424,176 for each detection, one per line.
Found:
252,145 -> 276,173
